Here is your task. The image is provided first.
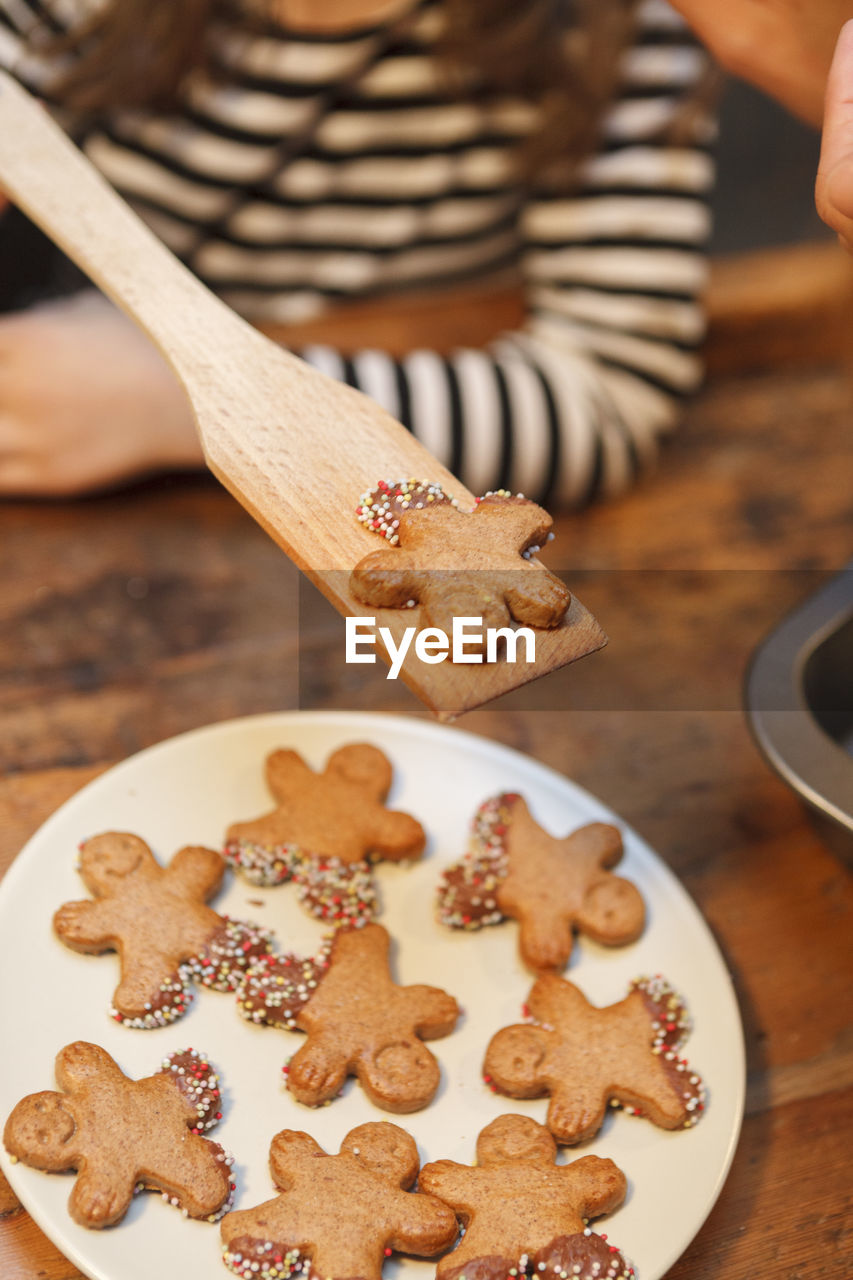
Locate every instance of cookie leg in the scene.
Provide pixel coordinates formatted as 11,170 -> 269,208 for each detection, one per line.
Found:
68,1167 -> 136,1228
546,1083 -> 609,1145
147,1136 -> 233,1218
286,1041 -> 349,1106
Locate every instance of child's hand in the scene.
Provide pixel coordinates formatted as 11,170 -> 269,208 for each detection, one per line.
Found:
0,291 -> 203,495
668,0 -> 850,126
816,20 -> 853,251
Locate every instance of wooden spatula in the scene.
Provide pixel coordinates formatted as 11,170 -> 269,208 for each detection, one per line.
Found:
0,72 -> 605,718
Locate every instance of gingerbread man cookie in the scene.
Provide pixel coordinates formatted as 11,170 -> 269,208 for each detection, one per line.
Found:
484,974 -> 706,1144
438,794 -> 644,971
351,481 -> 571,647
224,744 -> 425,925
237,922 -> 460,1112
3,1042 -> 234,1228
419,1114 -> 632,1280
220,1121 -> 458,1280
54,832 -> 275,1027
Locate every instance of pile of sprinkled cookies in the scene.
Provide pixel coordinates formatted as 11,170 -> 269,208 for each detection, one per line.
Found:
3,739 -> 707,1280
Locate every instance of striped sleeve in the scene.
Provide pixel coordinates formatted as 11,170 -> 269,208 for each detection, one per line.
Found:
0,0 -> 85,92
300,1 -> 714,506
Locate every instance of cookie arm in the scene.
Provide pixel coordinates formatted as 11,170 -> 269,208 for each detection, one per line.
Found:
418,1160 -> 480,1209
562,1155 -> 627,1219
166,845 -> 225,902
369,808 -> 427,861
387,1187 -> 459,1257
53,899 -> 118,950
264,748 -> 315,804
54,1042 -> 125,1093
504,565 -> 572,630
407,985 -> 460,1039
268,1130 -> 326,1189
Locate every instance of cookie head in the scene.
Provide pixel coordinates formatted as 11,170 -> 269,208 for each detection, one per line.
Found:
363,1039 -> 441,1113
340,1121 -> 420,1186
4,1093 -> 76,1170
485,1024 -> 550,1095
78,832 -> 149,894
578,876 -> 645,943
476,1114 -> 557,1167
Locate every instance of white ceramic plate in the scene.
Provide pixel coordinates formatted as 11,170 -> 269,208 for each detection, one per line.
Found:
0,712 -> 744,1280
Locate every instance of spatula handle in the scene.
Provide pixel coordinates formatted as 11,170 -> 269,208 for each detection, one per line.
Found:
0,71 -> 245,374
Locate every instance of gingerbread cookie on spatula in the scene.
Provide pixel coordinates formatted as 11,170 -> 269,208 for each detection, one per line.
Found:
224,744 -> 425,924
419,1114 -> 633,1280
484,973 -> 706,1143
4,1042 -> 234,1228
54,833 -> 275,1028
351,481 -> 571,646
438,794 -> 644,971
220,1122 -> 457,1280
237,922 -> 460,1112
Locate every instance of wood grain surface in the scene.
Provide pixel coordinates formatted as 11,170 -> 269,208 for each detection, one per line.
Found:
0,313 -> 852,1277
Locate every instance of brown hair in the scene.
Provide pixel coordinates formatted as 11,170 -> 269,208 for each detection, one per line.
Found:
42,0 -> 702,179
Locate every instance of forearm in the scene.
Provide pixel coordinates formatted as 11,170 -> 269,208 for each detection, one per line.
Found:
667,0 -> 850,125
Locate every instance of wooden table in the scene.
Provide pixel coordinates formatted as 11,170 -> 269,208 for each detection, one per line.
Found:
1,341 -> 852,1276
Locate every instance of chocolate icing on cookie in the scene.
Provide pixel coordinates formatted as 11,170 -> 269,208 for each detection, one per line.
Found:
356,479 -> 456,544
438,794 -> 644,971
237,923 -> 459,1113
54,833 -> 275,1028
225,745 -> 424,926
220,1123 -> 457,1280
351,488 -> 571,642
3,1042 -> 235,1228
419,1115 -> 629,1280
484,973 -> 706,1143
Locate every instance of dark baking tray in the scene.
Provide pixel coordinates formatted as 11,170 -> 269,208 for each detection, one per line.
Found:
746,563 -> 853,857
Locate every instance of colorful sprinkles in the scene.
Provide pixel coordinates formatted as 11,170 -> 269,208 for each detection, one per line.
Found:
222,1242 -> 314,1280
437,793 -> 519,929
237,944 -> 332,1031
162,1047 -> 223,1132
224,840 -> 377,926
188,917 -> 277,992
356,481 -> 554,563
159,1047 -> 236,1221
356,478 -> 456,544
108,917 -> 276,1029
634,973 -> 707,1127
221,1233 -> 633,1280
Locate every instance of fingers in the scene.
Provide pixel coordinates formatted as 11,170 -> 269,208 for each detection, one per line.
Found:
817,20 -> 853,251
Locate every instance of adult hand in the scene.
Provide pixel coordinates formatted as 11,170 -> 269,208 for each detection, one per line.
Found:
667,0 -> 852,126
0,291 -> 203,496
816,20 -> 853,250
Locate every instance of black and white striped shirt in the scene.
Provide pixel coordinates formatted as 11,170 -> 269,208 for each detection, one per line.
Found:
0,0 -> 714,504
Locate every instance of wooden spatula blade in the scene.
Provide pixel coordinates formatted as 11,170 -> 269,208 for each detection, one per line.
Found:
0,71 -> 606,717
